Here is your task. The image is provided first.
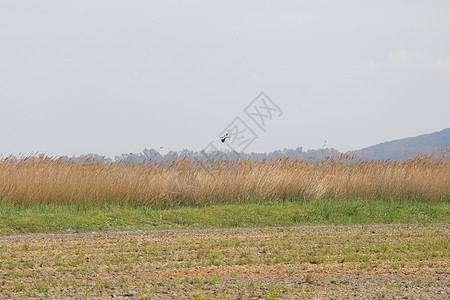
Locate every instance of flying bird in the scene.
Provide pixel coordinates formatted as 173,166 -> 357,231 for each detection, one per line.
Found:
220,132 -> 230,143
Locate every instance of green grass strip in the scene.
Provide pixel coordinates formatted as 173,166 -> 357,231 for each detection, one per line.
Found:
0,198 -> 448,235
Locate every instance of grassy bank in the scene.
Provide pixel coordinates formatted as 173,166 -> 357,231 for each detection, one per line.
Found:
0,198 -> 448,235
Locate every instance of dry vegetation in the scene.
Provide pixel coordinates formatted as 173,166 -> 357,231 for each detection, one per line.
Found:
0,153 -> 449,207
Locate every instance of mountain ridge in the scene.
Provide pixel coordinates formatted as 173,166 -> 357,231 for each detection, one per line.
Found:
350,127 -> 450,160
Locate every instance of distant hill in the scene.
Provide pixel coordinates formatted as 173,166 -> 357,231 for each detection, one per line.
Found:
351,128 -> 450,161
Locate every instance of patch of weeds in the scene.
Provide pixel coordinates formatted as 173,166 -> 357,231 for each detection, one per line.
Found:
35,283 -> 50,293
14,270 -> 36,277
193,290 -> 207,299
120,277 -> 131,294
93,283 -> 106,292
359,262 -> 378,270
304,252 -> 324,265
236,257 -> 255,265
204,277 -> 220,286
12,283 -> 26,293
180,277 -> 202,286
21,260 -> 36,268
150,283 -> 162,294
214,293 -> 230,300
21,242 -> 30,251
305,274 -> 314,285
264,285 -> 287,300
247,282 -> 256,291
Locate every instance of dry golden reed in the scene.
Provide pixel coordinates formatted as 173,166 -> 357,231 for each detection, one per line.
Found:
0,153 -> 448,207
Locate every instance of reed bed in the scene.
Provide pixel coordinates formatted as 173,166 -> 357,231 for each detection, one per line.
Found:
0,153 -> 448,207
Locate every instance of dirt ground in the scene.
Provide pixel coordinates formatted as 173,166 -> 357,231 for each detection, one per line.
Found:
0,223 -> 448,299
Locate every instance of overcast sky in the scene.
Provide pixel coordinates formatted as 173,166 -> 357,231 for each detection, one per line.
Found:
1,1 -> 449,157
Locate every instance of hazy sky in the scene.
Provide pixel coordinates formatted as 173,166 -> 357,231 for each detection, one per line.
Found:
1,1 -> 449,157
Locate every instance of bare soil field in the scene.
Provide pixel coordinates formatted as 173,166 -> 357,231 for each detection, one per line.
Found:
0,223 -> 448,299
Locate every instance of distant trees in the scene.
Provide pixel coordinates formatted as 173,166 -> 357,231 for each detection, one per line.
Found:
106,147 -> 340,166
5,128 -> 447,165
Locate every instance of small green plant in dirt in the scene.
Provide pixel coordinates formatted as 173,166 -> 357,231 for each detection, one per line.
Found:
264,285 -> 287,300
12,283 -> 26,293
35,283 -> 49,293
204,277 -> 220,286
305,274 -> 315,285
191,290 -> 208,300
304,250 -> 325,265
